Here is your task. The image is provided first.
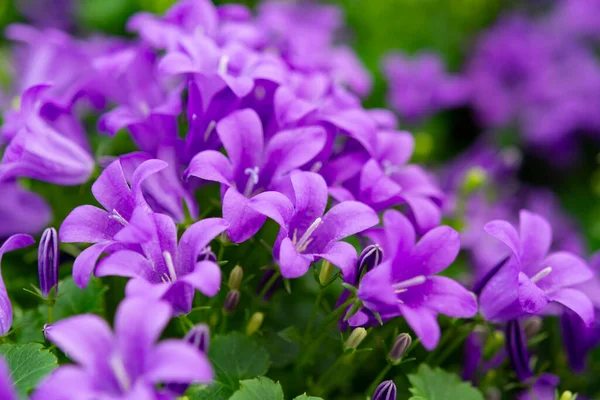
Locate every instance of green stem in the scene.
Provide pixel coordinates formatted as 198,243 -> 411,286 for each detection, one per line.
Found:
258,269 -> 281,299
433,323 -> 474,366
315,353 -> 353,396
365,362 -> 393,396
47,291 -> 55,325
303,289 -> 324,344
220,312 -> 229,334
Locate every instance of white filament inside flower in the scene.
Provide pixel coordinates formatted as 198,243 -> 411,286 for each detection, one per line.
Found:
294,218 -> 323,253
393,275 -> 426,294
109,353 -> 131,392
243,166 -> 260,197
310,161 -> 323,173
108,209 -> 129,227
204,120 -> 216,142
530,267 -> 552,284
218,55 -> 230,75
382,159 -> 402,177
163,251 -> 177,282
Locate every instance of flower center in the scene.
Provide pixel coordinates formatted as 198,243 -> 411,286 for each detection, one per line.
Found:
218,55 -> 230,75
293,218 -> 322,253
530,267 -> 552,284
162,251 -> 177,283
109,353 -> 131,393
244,166 -> 260,197
382,160 -> 402,177
108,209 -> 128,227
204,120 -> 216,142
392,275 -> 426,303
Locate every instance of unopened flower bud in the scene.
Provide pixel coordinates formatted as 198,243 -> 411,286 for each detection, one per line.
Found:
228,266 -> 244,290
358,244 -> 383,278
462,166 -> 487,194
246,312 -> 264,335
223,290 -> 240,313
389,333 -> 411,364
185,324 -> 210,353
38,227 -> 59,297
523,317 -> 543,338
345,327 -> 367,351
373,380 -> 396,400
319,260 -> 334,285
559,391 -> 574,400
256,269 -> 282,301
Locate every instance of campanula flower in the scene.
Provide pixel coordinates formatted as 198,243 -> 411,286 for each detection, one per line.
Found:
248,170 -> 379,279
479,210 -> 594,325
0,181 -> 50,238
38,227 -> 59,297
185,108 -> 326,243
34,298 -> 212,400
356,210 -> 477,349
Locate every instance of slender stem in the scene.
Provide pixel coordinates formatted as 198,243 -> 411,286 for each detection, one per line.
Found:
258,270 -> 281,299
365,362 -> 393,396
433,323 -> 475,366
220,311 -> 229,334
47,291 -> 55,325
304,289 -> 324,344
315,353 -> 353,395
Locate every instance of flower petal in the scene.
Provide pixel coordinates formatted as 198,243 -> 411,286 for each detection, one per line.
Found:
399,305 -> 440,350
185,150 -> 234,186
479,257 -> 521,322
549,288 -> 595,327
177,218 -> 229,274
91,160 -> 135,217
519,210 -> 552,271
146,340 -> 213,384
95,250 -> 154,280
289,170 -> 328,232
72,241 -> 124,288
382,210 -> 416,260
402,194 -> 441,234
248,191 -> 294,229
484,220 -> 521,260
222,187 -> 267,243
404,226 -> 460,277
518,272 -> 549,314
59,205 -> 120,243
181,261 -> 222,297
427,276 -> 478,318
216,109 -> 264,177
314,241 -> 358,283
537,252 -> 594,293
279,237 -> 313,278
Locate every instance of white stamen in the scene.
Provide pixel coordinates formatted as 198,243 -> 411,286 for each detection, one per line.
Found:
392,275 -> 426,290
139,101 -> 150,117
108,209 -> 128,227
218,55 -> 230,75
310,161 -> 323,173
530,267 -> 552,284
295,218 -> 322,252
204,120 -> 216,142
243,166 -> 260,197
382,159 -> 402,177
394,288 -> 408,294
163,251 -> 177,282
109,353 -> 131,392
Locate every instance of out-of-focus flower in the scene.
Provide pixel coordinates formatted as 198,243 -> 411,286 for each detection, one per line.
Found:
516,373 -> 559,400
0,357 -> 17,400
0,182 -> 50,238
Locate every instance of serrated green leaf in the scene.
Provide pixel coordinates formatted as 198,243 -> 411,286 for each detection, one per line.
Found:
229,377 -> 284,400
187,382 -> 234,400
294,394 -> 324,400
408,365 -> 484,400
258,331 -> 299,368
39,276 -> 108,321
12,308 -> 44,344
0,343 -> 57,395
209,332 -> 270,390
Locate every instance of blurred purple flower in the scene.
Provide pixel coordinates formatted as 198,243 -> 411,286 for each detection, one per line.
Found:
0,182 -> 50,238
0,357 -> 17,400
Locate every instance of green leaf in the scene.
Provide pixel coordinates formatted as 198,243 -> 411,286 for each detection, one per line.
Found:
294,394 -> 324,400
408,365 -> 484,400
258,331 -> 300,368
187,382 -> 234,400
0,343 -> 58,395
39,276 -> 108,321
209,332 -> 270,390
12,308 -> 44,344
229,377 -> 284,400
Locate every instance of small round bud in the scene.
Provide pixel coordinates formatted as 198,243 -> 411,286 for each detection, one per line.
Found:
319,260 -> 334,285
246,312 -> 264,336
185,324 -> 210,353
462,166 -> 487,194
389,333 -> 411,364
358,244 -> 384,278
223,290 -> 240,313
559,391 -> 574,400
523,317 -> 543,338
228,266 -> 244,290
373,380 -> 396,400
345,327 -> 367,351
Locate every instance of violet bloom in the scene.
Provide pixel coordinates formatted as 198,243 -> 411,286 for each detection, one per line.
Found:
38,227 -> 59,297
0,84 -> 94,185
95,212 -> 228,315
248,170 -> 379,279
185,108 -> 326,243
383,52 -> 470,121
60,157 -> 170,288
0,181 -> 50,237
0,234 -> 35,335
33,298 -> 212,400
356,210 -> 477,350
372,380 -> 396,400
0,357 -> 17,400
479,210 -> 594,325
516,374 -> 559,400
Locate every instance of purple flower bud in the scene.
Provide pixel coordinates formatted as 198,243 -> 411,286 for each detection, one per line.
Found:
358,244 -> 383,280
38,227 -> 59,297
505,319 -> 533,382
389,333 -> 411,364
373,380 -> 396,400
185,324 -> 210,353
256,269 -> 282,301
224,290 -> 240,313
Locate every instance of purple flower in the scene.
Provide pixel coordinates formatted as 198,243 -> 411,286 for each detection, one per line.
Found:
0,234 -> 35,335
185,108 -> 326,243
248,170 -> 379,279
59,157 -> 170,288
166,323 -> 211,395
516,373 -> 559,400
34,298 -> 212,400
356,210 -> 477,349
0,357 -> 17,400
38,227 -> 59,297
372,380 -> 396,400
0,181 -> 50,238
505,320 -> 533,382
95,213 -> 228,314
479,210 -> 594,324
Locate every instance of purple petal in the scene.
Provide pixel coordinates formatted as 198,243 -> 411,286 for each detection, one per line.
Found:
59,205 -> 119,243
91,160 -> 135,217
130,159 -> 169,201
222,188 -> 267,243
177,218 -> 229,275
289,171 -> 328,230
95,250 -> 153,280
274,86 -> 316,127
426,276 -> 478,318
0,358 -> 16,400
382,210 -> 416,260
399,305 -> 440,350
216,109 -> 264,177
358,261 -> 398,312
359,159 -> 402,205
146,340 -> 213,384
314,241 -> 358,283
550,288 -> 595,327
484,220 -> 522,260
479,257 -> 520,322
185,150 -> 234,185
72,241 -> 124,289
537,252 -> 594,293
376,131 -> 414,167
518,272 -> 549,314
403,226 -> 460,277
248,191 -> 294,229
320,109 -> 377,155
181,261 -> 222,297
279,237 -> 313,278
519,210 -> 551,270
401,194 -> 441,234
0,182 -> 51,237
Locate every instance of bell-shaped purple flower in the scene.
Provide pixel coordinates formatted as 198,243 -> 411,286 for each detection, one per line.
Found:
372,380 -> 396,400
95,212 -> 228,315
0,181 -> 50,238
186,108 -> 326,243
480,210 -> 594,324
247,170 -> 379,279
167,323 -> 210,395
0,234 -> 35,335
34,298 -> 212,399
356,210 -> 477,350
38,227 -> 59,297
